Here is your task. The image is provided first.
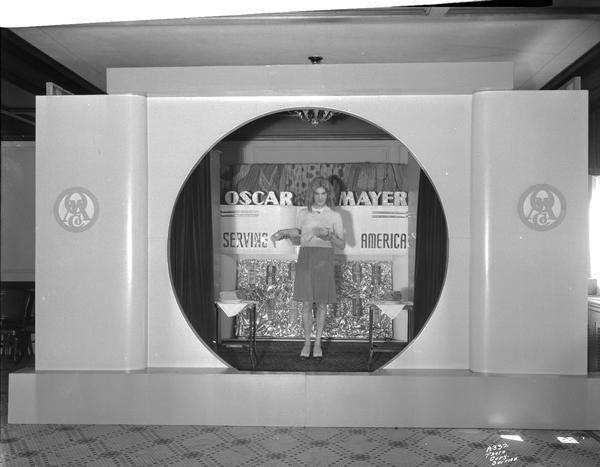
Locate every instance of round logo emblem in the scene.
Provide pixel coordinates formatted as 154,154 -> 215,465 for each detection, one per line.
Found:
54,187 -> 99,232
518,184 -> 566,231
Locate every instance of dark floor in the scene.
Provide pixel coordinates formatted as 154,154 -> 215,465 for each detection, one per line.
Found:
218,339 -> 400,371
2,356 -> 600,466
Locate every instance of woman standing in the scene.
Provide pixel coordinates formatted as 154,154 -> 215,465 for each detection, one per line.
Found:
271,177 -> 345,360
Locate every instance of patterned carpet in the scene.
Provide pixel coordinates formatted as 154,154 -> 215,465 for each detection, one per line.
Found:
2,357 -> 600,466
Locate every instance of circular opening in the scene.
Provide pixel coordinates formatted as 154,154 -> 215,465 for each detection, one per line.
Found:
169,109 -> 448,371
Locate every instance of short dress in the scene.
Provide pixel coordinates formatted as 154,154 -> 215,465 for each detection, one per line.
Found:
292,206 -> 343,304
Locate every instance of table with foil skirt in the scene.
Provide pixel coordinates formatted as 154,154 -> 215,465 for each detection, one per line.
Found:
235,259 -> 394,339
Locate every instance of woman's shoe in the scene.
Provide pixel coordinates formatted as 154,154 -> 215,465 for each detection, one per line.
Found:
299,344 -> 311,360
312,347 -> 323,361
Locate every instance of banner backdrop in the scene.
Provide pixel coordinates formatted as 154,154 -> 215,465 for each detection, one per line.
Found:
221,163 -> 406,205
220,163 -> 409,256
220,205 -> 408,256
220,205 -> 297,255
342,205 -> 408,255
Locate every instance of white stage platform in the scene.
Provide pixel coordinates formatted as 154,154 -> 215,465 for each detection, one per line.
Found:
9,369 -> 600,429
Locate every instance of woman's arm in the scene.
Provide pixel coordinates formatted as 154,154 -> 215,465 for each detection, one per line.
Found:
327,230 -> 345,249
330,212 -> 346,249
280,228 -> 301,237
271,228 -> 301,246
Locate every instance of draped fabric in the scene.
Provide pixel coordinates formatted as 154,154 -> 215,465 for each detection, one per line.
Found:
221,163 -> 407,205
170,156 -> 215,346
412,170 -> 448,337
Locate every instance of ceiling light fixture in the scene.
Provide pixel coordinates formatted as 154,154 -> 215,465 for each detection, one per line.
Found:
291,108 -> 336,127
289,56 -> 337,127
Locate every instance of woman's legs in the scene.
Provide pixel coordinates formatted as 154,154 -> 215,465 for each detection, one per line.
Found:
313,303 -> 327,359
300,301 -> 313,358
300,302 -> 327,359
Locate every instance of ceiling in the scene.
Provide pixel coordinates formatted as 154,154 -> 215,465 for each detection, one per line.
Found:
2,3 -> 600,141
9,5 -> 600,93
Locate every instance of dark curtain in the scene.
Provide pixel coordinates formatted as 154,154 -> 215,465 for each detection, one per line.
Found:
170,156 -> 215,347
412,170 -> 448,337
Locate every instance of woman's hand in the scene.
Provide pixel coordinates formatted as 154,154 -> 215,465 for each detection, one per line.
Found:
317,227 -> 345,248
314,227 -> 331,240
288,230 -> 301,245
270,231 -> 282,247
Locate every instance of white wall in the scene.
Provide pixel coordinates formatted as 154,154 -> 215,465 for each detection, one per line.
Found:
216,139 -> 410,165
108,63 -> 513,96
147,95 -> 472,369
1,141 -> 35,282
35,95 -> 148,371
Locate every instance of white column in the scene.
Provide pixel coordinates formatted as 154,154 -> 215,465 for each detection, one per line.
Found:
470,91 -> 588,375
36,95 -> 148,370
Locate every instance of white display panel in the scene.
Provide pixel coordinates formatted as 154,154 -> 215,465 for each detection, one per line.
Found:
19,63 -> 591,427
147,95 -> 472,369
32,91 -> 588,376
470,91 -> 588,375
35,95 -> 148,371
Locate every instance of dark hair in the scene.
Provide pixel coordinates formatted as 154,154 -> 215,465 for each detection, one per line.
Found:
328,174 -> 344,206
306,176 -> 335,211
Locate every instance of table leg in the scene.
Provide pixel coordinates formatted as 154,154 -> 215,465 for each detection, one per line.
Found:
215,304 -> 220,349
368,306 -> 374,370
249,303 -> 257,369
406,305 -> 414,342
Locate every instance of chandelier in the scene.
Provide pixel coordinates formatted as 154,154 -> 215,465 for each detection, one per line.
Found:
290,108 -> 336,127
288,57 -> 337,126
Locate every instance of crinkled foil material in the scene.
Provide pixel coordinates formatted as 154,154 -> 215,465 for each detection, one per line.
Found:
236,259 -> 393,339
